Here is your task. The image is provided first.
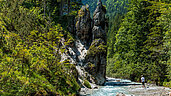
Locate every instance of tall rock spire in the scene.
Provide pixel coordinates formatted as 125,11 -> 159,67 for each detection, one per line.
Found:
84,1 -> 107,85
76,5 -> 92,44
70,0 -> 107,87
92,0 -> 106,41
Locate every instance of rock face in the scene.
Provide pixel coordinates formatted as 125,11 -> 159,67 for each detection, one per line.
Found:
85,0 -> 106,85
60,0 -> 107,88
92,0 -> 106,40
76,5 -> 92,44
85,39 -> 106,85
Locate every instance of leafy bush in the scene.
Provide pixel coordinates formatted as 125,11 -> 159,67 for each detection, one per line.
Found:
163,81 -> 171,88
0,0 -> 80,95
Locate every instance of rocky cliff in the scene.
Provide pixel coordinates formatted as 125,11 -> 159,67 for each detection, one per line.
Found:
60,0 -> 107,89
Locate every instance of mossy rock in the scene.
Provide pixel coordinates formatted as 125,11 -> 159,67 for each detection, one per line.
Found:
83,80 -> 91,89
87,39 -> 106,57
78,5 -> 89,17
78,9 -> 85,17
84,62 -> 96,75
88,62 -> 95,69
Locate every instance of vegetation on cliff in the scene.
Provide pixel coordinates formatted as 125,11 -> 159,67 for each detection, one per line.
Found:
87,39 -> 106,57
0,0 -> 81,95
83,80 -> 92,89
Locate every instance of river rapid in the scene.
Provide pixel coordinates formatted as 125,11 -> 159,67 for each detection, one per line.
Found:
87,78 -> 136,96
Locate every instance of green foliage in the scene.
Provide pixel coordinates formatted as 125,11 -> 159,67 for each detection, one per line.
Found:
163,81 -> 171,88
106,0 -> 128,17
107,14 -> 124,59
87,39 -> 107,57
158,1 -> 171,81
83,80 -> 91,89
77,6 -> 89,17
88,62 -> 95,69
0,0 -> 80,95
107,0 -> 171,85
106,0 -> 128,60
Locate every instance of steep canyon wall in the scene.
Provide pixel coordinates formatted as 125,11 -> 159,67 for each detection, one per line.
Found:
60,0 -> 107,88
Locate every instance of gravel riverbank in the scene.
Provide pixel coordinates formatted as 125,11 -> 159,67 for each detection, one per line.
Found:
126,84 -> 171,96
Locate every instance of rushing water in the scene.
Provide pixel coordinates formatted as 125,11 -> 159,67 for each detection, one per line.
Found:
84,78 -> 171,96
87,78 -> 139,96
87,86 -> 131,96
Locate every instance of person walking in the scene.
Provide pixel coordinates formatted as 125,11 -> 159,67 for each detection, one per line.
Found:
141,75 -> 145,88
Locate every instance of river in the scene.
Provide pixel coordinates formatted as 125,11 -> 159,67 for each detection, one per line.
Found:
87,85 -> 131,96
86,78 -> 140,96
84,78 -> 170,96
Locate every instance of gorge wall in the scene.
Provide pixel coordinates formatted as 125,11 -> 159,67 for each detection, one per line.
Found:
60,0 -> 107,88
